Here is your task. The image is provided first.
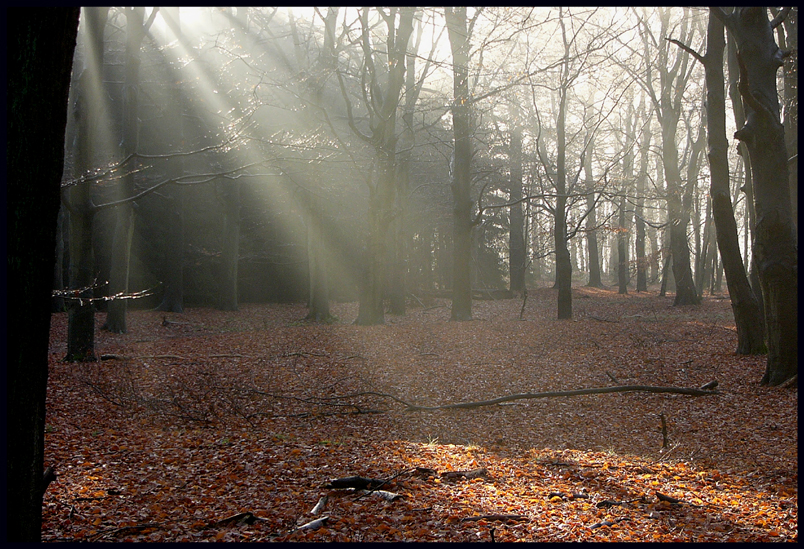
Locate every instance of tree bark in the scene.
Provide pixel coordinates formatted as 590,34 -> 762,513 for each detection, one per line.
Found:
445,6 -> 474,321
727,32 -> 765,319
554,11 -> 573,319
65,7 -> 110,359
219,180 -> 241,311
703,10 -> 765,354
104,7 -> 153,333
509,125 -> 527,294
714,7 -> 798,386
156,7 -> 186,314
8,7 -> 80,541
353,7 -> 415,325
635,95 -> 651,292
617,194 -> 629,294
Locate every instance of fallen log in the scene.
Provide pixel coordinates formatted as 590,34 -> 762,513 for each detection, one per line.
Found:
324,476 -> 387,490
441,467 -> 488,480
404,383 -> 719,412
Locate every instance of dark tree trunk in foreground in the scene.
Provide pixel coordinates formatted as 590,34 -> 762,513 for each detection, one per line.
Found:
727,33 -> 765,320
8,7 -> 80,541
700,10 -> 766,354
714,7 -> 798,386
445,6 -> 474,321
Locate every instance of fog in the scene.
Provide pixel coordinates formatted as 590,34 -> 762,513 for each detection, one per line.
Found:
58,7 -> 756,322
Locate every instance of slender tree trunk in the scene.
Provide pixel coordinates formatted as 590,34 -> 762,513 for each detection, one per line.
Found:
617,194 -> 629,294
583,117 -> 602,289
156,7 -> 185,313
554,14 -> 573,319
445,6 -> 473,321
509,125 -> 526,294
8,8 -> 80,541
663,136 -> 699,305
715,7 -> 798,385
635,96 -> 651,292
105,7 -> 150,333
585,191 -> 602,288
219,180 -> 240,311
703,10 -> 765,354
65,6 -> 108,359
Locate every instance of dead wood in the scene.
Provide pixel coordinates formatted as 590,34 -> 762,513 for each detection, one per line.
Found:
324,476 -> 386,490
441,467 -> 488,480
310,495 -> 328,515
461,514 -> 527,522
403,383 -> 719,411
296,516 -> 330,530
359,489 -> 404,501
211,511 -> 266,527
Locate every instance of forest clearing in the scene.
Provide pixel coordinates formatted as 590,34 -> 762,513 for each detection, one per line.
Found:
42,287 -> 797,542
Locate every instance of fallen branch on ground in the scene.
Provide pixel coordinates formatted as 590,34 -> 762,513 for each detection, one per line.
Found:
441,467 -> 488,480
401,382 -> 719,411
461,514 -> 528,522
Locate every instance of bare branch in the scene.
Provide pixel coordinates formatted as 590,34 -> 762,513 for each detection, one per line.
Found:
770,6 -> 792,29
667,37 -> 704,64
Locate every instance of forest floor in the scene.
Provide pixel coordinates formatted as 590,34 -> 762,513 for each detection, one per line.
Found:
43,285 -> 797,542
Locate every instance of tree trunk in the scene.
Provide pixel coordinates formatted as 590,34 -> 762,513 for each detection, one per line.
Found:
104,7 -> 149,333
509,125 -> 526,294
635,96 -> 651,292
583,115 -> 602,289
445,7 -> 473,321
727,32 -> 766,320
663,139 -> 699,306
65,7 -> 110,357
715,7 -> 798,385
775,7 -> 797,230
554,14 -> 573,319
703,10 -> 765,354
8,7 -> 80,541
354,7 -> 415,325
219,181 -> 240,311
156,7 -> 185,314
617,194 -> 629,294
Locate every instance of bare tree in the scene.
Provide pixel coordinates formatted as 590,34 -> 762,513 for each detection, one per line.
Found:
104,7 -> 159,332
335,7 -> 416,325
63,7 -> 110,360
713,7 -> 797,386
444,6 -> 477,320
671,9 -> 765,354
638,7 -> 701,306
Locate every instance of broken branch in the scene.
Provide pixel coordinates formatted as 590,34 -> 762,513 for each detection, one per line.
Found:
403,383 -> 719,411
